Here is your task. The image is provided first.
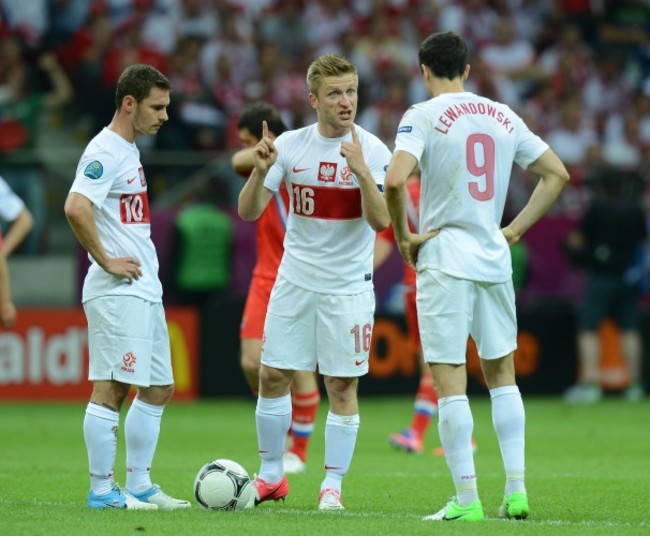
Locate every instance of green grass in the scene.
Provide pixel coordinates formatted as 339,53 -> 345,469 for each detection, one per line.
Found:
1,397 -> 649,535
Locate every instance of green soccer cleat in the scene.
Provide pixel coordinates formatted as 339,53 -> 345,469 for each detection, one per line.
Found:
498,492 -> 529,520
423,498 -> 485,522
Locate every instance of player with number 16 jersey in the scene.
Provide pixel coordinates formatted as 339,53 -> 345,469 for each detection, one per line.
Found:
265,123 -> 391,295
239,54 -> 392,511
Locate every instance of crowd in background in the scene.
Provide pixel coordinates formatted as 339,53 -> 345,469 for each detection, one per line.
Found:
1,0 -> 650,250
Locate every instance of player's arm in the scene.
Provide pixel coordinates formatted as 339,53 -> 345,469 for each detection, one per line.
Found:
238,121 -> 276,221
231,147 -> 255,175
385,151 -> 437,268
64,192 -> 142,283
341,125 -> 390,231
502,148 -> 570,245
1,206 -> 33,257
0,251 -> 16,329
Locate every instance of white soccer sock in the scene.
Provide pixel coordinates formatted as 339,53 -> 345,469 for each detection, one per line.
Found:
490,385 -> 526,496
84,402 -> 120,496
321,412 -> 360,493
125,397 -> 164,492
437,395 -> 478,506
256,394 -> 292,483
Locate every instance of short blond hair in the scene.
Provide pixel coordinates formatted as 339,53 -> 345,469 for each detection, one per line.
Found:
306,54 -> 357,95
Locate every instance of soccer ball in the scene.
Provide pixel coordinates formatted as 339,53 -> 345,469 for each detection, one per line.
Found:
194,459 -> 254,510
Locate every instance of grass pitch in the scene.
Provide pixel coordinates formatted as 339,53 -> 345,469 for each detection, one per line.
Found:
1,396 -> 648,535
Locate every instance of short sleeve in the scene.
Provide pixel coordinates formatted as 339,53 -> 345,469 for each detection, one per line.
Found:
394,106 -> 427,164
69,147 -> 119,208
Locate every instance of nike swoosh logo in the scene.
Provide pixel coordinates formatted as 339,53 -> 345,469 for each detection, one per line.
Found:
324,465 -> 342,471
127,177 -> 136,184
292,166 -> 309,173
355,359 -> 366,366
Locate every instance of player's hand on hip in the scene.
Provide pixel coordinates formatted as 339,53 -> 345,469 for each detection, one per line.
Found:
104,256 -> 142,284
398,229 -> 439,269
253,120 -> 277,173
340,124 -> 365,174
501,225 -> 520,246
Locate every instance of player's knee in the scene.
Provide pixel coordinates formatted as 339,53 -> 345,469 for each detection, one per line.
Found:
138,383 -> 175,405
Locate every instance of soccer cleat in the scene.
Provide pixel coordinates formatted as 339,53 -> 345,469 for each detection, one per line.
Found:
248,475 -> 289,507
388,429 -> 423,454
318,488 -> 344,511
423,498 -> 484,522
498,492 -> 529,520
283,451 -> 307,474
432,437 -> 477,457
563,383 -> 602,404
87,485 -> 158,510
127,484 -> 191,510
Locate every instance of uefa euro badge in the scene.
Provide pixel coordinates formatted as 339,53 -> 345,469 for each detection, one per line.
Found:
84,161 -> 104,180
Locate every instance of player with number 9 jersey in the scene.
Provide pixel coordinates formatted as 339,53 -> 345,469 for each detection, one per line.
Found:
396,95 -> 548,283
70,128 -> 161,303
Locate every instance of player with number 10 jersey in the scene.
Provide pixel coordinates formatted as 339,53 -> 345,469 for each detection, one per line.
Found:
70,128 -> 161,303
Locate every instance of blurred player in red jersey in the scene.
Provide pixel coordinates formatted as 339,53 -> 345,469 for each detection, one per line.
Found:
232,102 -> 320,474
376,172 -> 476,456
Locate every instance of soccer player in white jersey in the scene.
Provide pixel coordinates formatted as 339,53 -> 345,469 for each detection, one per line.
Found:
238,54 -> 391,510
0,175 -> 34,257
64,64 -> 190,510
385,32 -> 569,522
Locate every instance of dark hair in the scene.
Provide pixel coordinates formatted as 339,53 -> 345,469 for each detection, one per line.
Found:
115,63 -> 171,109
418,31 -> 467,80
236,102 -> 287,140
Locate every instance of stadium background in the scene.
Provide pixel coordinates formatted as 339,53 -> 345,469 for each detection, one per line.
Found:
1,0 -> 650,400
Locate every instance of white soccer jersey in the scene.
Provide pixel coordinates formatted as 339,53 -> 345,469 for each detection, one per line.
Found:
69,128 -> 162,303
264,123 -> 391,294
0,175 -> 25,221
395,92 -> 548,283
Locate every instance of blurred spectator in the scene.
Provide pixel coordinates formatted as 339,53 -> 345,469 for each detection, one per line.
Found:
538,23 -> 592,97
0,174 -> 34,256
479,15 -> 545,106
602,113 -> 643,170
161,35 -> 225,151
0,36 -> 73,254
436,0 -> 500,49
563,168 -> 647,403
258,0 -> 310,63
302,0 -> 355,54
357,75 -> 408,149
597,0 -> 650,83
199,8 -> 256,90
582,54 -> 633,132
0,0 -> 48,47
546,96 -> 598,182
59,7 -> 113,134
174,0 -> 219,42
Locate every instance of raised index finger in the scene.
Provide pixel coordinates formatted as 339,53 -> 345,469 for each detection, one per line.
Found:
350,123 -> 358,142
262,120 -> 269,139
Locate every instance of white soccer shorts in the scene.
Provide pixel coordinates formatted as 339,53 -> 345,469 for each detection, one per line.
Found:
416,268 -> 517,364
261,275 -> 375,377
84,295 -> 173,387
